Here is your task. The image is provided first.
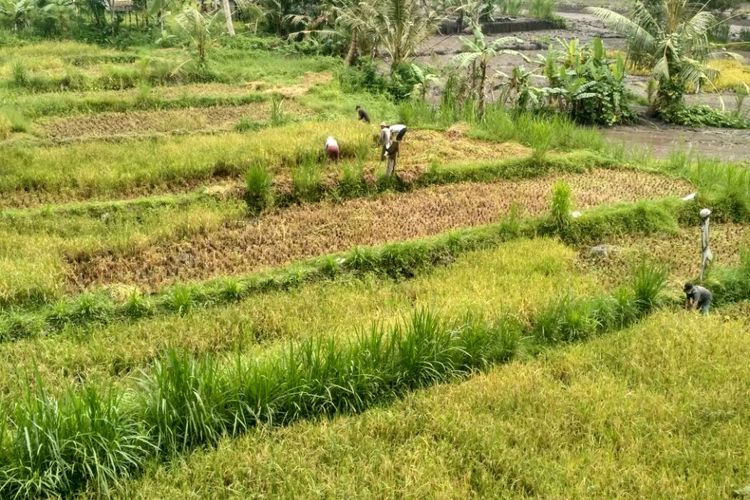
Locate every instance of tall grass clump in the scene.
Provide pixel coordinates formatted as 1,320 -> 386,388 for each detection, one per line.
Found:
531,262 -> 666,344
338,162 -> 369,199
0,387 -> 153,497
0,107 -> 30,136
245,162 -> 274,214
547,180 -> 573,237
705,246 -> 750,305
0,310 -> 521,497
292,164 -> 324,203
630,262 -> 668,314
528,0 -> 558,20
270,95 -> 286,126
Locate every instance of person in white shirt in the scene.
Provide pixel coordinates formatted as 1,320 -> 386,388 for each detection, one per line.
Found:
325,136 -> 340,161
378,122 -> 408,176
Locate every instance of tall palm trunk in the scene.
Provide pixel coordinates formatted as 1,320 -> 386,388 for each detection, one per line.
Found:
345,30 -> 358,66
222,0 -> 235,36
478,59 -> 487,116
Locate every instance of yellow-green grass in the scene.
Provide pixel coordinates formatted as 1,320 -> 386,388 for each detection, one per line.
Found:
707,59 -> 750,92
35,100 -> 313,141
122,310 -> 750,498
0,120 -> 374,206
0,196 -> 244,305
0,42 -> 338,88
0,239 -> 602,409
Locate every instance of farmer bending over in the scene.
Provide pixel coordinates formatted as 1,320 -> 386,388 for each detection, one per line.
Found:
325,136 -> 340,162
684,282 -> 712,315
356,105 -> 371,123
379,122 -> 408,176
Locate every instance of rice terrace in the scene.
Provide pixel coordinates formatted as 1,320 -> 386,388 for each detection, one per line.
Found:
1,0 -> 750,496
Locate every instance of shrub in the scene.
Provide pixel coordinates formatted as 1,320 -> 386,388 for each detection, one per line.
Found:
660,104 -> 749,129
549,180 -> 573,236
244,163 -> 274,214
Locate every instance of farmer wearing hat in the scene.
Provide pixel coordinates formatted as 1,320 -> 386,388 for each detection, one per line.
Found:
379,122 -> 408,176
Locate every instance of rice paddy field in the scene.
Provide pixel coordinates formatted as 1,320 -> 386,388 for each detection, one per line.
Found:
1,39 -> 750,499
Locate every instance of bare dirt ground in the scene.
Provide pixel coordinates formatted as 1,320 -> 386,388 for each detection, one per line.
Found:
69,169 -> 691,290
604,121 -> 750,161
417,11 -> 750,162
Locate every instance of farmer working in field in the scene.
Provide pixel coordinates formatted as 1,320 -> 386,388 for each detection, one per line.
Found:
684,282 -> 713,315
325,136 -> 340,162
356,105 -> 371,123
379,122 -> 408,176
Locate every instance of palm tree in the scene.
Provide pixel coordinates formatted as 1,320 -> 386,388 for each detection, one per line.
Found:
337,0 -> 443,71
174,5 -> 221,66
453,25 -> 522,114
587,0 -> 718,112
0,0 -> 32,31
221,0 -> 235,35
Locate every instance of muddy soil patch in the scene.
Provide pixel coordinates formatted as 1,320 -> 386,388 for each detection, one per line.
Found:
604,124 -> 750,161
69,169 -> 692,291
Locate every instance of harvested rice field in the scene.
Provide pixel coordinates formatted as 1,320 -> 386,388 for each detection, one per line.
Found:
38,101 -> 311,141
70,169 -> 691,290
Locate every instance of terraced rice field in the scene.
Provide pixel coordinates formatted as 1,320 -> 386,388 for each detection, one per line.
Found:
1,40 -> 749,499
39,101 -> 310,141
71,169 -> 692,290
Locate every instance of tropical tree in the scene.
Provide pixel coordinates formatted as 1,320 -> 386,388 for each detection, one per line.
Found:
337,0 -> 443,71
173,5 -> 222,66
453,25 -> 523,114
0,0 -> 32,31
587,0 -> 719,113
222,0 -> 235,35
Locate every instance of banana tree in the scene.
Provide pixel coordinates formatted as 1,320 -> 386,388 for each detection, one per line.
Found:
453,25 -> 524,114
0,0 -> 32,31
174,5 -> 222,66
587,0 -> 721,112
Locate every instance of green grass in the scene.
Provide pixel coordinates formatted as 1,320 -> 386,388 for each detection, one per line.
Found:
398,100 -> 606,153
0,239 -> 596,409
0,43 -> 337,94
0,120 -> 373,202
0,38 -> 748,499
122,310 -> 750,498
0,257 -> 662,497
0,194 -> 243,306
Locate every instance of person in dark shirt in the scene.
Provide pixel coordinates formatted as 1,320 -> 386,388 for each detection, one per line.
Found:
356,105 -> 371,123
684,282 -> 713,315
